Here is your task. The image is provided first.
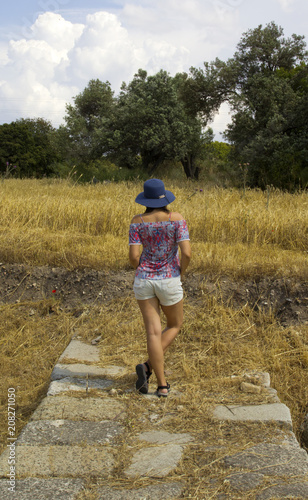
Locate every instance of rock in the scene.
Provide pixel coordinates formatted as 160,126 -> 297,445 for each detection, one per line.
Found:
17,420 -> 124,446
125,444 -> 184,478
226,472 -> 264,491
243,371 -> 271,388
0,445 -> 114,478
51,363 -> 125,380
213,403 -> 292,428
240,382 -> 262,394
97,482 -> 184,500
47,377 -> 113,396
0,478 -> 84,500
91,335 -> 102,345
30,395 -> 126,421
224,434 -> 308,477
137,430 -> 193,445
59,340 -> 100,363
256,482 -> 308,499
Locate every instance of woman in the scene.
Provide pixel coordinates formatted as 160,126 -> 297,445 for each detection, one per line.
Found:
129,179 -> 191,397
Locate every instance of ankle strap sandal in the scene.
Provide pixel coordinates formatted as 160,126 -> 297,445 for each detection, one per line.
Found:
156,382 -> 170,398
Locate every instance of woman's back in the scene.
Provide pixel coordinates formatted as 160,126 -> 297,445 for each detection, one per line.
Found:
129,211 -> 189,279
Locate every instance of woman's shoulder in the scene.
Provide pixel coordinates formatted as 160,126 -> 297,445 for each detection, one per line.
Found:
170,212 -> 186,222
130,214 -> 143,224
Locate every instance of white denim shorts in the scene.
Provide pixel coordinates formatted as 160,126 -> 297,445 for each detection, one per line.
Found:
133,276 -> 183,306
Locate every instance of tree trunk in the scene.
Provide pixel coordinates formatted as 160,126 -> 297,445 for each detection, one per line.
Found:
181,154 -> 199,180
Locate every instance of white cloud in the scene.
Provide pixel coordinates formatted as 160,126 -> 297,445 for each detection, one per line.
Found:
66,11 -> 142,86
31,12 -> 84,51
0,2 -> 243,130
0,13 -> 82,125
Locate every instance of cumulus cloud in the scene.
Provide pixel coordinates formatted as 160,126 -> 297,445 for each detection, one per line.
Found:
66,12 -> 143,86
0,2 -> 243,132
0,13 -> 83,125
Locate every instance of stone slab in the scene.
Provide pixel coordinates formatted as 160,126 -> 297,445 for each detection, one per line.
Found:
226,472 -> 264,491
224,434 -> 308,477
137,430 -> 193,445
0,478 -> 84,500
51,363 -> 125,380
59,340 -> 100,363
0,445 -> 114,478
17,420 -> 124,445
213,403 -> 292,427
125,444 -> 183,478
256,482 -> 308,499
47,377 -> 112,396
97,482 -> 184,499
30,396 -> 126,421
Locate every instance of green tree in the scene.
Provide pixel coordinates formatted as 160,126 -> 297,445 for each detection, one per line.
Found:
223,22 -> 308,188
0,118 -> 58,177
110,69 -> 205,179
62,79 -> 115,164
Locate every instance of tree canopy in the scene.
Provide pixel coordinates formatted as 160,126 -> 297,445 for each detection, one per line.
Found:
223,22 -> 308,188
0,118 -> 58,177
1,22 -> 307,188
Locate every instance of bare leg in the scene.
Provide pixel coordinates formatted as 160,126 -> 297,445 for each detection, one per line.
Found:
145,299 -> 183,372
137,298 -> 167,391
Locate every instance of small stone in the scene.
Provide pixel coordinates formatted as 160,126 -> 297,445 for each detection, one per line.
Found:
91,335 -> 102,345
240,382 -> 262,394
149,414 -> 159,422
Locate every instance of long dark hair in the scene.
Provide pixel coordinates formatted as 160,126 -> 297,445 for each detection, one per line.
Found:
145,206 -> 169,213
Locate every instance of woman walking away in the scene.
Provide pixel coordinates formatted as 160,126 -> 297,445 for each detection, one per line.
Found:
129,179 -> 191,397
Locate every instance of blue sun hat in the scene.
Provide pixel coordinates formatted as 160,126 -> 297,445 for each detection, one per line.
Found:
135,179 -> 176,208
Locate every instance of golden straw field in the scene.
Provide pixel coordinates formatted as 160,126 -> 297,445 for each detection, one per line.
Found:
0,178 -> 307,277
0,178 -> 308,497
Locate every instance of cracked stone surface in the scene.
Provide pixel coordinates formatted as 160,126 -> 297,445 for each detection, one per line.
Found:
226,472 -> 264,491
213,403 -> 292,428
97,482 -> 184,499
0,478 -> 84,500
47,377 -> 113,395
51,363 -> 125,380
17,420 -> 124,446
125,443 -> 184,478
0,445 -> 114,478
137,430 -> 193,445
30,395 -> 126,421
59,340 -> 100,363
224,435 -> 308,477
256,482 -> 308,499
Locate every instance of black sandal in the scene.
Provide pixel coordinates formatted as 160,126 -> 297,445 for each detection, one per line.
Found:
156,382 -> 170,398
144,361 -> 152,381
135,362 -> 152,394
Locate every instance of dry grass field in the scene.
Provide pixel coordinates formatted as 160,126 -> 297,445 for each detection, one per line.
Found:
0,178 -> 307,496
0,178 -> 307,276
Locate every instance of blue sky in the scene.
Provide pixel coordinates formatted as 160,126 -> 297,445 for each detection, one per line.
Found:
0,0 -> 307,137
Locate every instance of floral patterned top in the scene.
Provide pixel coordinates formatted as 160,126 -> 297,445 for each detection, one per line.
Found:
129,216 -> 190,279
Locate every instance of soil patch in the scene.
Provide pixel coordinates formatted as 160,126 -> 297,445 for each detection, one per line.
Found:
0,264 -> 307,326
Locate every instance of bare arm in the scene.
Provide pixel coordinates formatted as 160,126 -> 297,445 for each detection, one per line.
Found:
178,240 -> 191,278
129,245 -> 141,269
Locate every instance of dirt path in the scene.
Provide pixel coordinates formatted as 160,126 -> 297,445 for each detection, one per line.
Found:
0,263 -> 307,326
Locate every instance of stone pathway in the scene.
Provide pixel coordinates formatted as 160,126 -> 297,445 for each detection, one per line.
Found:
1,339 -> 308,499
